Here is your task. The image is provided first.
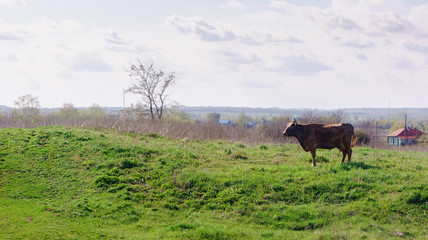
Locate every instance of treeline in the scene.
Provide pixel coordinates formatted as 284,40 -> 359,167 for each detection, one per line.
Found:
2,95 -> 427,147
0,101 -> 289,144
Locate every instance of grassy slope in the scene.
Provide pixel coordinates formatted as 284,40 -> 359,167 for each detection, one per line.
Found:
0,126 -> 427,239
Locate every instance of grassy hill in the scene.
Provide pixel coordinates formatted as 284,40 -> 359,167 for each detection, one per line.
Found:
0,126 -> 427,239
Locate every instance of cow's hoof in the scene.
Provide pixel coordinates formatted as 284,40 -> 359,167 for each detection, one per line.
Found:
312,164 -> 316,167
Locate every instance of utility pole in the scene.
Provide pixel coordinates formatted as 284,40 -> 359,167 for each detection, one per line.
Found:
404,114 -> 407,145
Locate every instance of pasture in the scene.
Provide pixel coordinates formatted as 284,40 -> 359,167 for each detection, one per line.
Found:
0,126 -> 427,239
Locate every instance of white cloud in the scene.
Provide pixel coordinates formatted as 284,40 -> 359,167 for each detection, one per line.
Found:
389,56 -> 416,69
218,50 -> 261,64
356,53 -> 368,60
404,41 -> 428,55
1,1 -> 428,108
4,54 -> 18,61
224,0 -> 245,9
408,4 -> 428,35
0,31 -> 22,40
280,55 -> 333,76
0,0 -> 26,7
370,12 -> 414,33
335,36 -> 375,48
165,15 -> 237,42
71,52 -> 112,72
329,16 -> 361,31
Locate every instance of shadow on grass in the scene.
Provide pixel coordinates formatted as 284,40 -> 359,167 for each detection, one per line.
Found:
340,162 -> 380,171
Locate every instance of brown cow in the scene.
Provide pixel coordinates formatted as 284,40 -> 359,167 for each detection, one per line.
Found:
283,119 -> 356,167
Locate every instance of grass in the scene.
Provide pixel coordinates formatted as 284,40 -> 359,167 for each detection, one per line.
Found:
0,126 -> 427,239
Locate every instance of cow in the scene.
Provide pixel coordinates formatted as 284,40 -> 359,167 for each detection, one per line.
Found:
283,119 -> 357,167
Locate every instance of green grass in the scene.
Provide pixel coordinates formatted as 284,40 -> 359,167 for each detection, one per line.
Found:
0,126 -> 427,239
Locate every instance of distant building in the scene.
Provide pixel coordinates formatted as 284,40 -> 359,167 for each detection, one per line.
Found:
219,119 -> 231,125
246,121 -> 258,128
387,128 -> 425,146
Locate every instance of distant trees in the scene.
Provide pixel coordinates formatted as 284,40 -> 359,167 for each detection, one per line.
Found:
300,110 -> 316,124
80,103 -> 107,120
329,109 -> 347,123
390,121 -> 405,133
206,113 -> 221,123
59,103 -> 78,119
125,60 -> 176,120
237,111 -> 252,127
165,107 -> 190,122
300,109 -> 347,124
14,94 -> 41,119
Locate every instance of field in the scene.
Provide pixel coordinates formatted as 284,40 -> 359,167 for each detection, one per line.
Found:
0,126 -> 427,239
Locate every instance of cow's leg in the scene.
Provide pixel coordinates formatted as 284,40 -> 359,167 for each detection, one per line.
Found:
311,150 -> 316,167
341,151 -> 346,163
348,148 -> 352,162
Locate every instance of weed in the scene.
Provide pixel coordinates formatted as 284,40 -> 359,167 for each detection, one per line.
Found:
95,175 -> 119,188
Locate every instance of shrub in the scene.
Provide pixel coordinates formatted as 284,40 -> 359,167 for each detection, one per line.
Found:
95,175 -> 119,188
406,187 -> 428,208
354,129 -> 371,146
120,159 -> 139,169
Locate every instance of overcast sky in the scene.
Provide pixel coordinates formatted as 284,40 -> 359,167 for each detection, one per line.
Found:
1,0 -> 428,109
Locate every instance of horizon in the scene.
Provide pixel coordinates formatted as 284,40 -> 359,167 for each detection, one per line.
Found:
1,0 -> 428,109
3,103 -> 428,111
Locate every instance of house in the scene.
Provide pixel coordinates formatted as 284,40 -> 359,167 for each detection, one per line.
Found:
387,128 -> 425,146
219,119 -> 231,126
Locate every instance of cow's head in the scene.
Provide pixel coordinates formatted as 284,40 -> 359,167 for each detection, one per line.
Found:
283,118 -> 298,136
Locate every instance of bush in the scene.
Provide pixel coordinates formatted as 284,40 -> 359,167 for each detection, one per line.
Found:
95,175 -> 119,188
120,159 -> 139,169
354,129 -> 371,146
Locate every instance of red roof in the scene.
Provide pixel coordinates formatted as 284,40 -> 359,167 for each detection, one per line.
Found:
387,128 -> 425,139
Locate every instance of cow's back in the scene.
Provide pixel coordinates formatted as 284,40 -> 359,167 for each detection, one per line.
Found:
306,123 -> 353,150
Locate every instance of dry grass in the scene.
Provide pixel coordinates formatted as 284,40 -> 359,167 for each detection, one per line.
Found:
0,115 -> 290,144
2,114 -> 426,151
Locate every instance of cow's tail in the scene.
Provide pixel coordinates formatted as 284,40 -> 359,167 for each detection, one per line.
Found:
349,126 -> 358,148
351,137 -> 359,147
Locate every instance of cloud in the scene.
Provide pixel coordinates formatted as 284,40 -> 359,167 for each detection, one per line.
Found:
105,31 -> 127,45
265,33 -> 303,43
329,16 -> 360,31
0,31 -> 22,40
166,15 -> 237,42
356,53 -> 368,60
71,53 -> 112,72
166,14 -> 305,46
370,12 -> 414,33
0,0 -> 26,7
338,38 -> 375,48
218,50 -> 261,64
103,31 -> 149,53
281,55 -> 332,76
390,56 -> 415,69
224,0 -> 245,9
408,4 -> 428,36
5,54 -> 18,61
404,41 -> 428,55
269,0 -> 322,13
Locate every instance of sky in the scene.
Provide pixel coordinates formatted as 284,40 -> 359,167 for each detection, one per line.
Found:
1,0 -> 428,109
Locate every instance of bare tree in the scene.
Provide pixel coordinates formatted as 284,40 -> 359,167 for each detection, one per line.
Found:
301,109 -> 316,124
329,109 -> 347,123
14,94 -> 41,118
126,60 -> 176,120
59,103 -> 78,118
